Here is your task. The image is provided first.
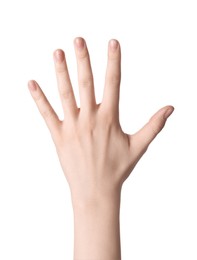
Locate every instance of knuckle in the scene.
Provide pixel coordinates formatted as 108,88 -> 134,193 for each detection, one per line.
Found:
150,125 -> 159,138
41,108 -> 54,120
79,75 -> 93,88
78,49 -> 89,60
109,74 -> 121,85
60,88 -> 72,100
150,119 -> 165,137
56,65 -> 66,74
108,52 -> 120,61
34,93 -> 43,102
99,108 -> 115,126
77,116 -> 96,138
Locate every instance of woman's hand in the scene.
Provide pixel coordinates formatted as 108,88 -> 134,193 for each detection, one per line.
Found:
28,37 -> 174,202
28,37 -> 174,259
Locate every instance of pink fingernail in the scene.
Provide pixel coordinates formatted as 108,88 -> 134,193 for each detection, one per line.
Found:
75,37 -> 85,49
164,107 -> 174,119
28,80 -> 37,91
54,49 -> 64,62
110,39 -> 119,51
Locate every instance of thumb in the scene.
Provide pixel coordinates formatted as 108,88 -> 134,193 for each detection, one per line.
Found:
131,105 -> 174,156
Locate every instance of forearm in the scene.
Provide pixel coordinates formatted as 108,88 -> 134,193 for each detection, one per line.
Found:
71,189 -> 122,260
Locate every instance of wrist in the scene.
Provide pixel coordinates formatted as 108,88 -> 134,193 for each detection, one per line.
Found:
70,184 -> 122,211
71,185 -> 122,260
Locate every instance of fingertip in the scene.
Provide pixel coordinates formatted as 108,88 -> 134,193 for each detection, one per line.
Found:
150,105 -> 174,122
53,49 -> 65,62
109,39 -> 119,51
163,106 -> 175,120
108,39 -> 121,61
74,37 -> 85,49
28,80 -> 37,91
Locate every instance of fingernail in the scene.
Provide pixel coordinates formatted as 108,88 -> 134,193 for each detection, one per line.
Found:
75,37 -> 85,50
28,80 -> 37,91
54,49 -> 64,62
164,107 -> 174,119
110,39 -> 119,51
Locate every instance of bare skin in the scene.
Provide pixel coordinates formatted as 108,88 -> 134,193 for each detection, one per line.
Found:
28,37 -> 174,260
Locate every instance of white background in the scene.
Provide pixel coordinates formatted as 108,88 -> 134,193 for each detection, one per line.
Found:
0,0 -> 196,259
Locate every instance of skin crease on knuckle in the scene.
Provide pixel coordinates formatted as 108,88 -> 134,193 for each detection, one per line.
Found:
60,88 -> 72,100
78,76 -> 94,88
108,74 -> 121,86
33,92 -> 43,102
150,117 -> 165,138
76,45 -> 89,60
56,65 -> 67,74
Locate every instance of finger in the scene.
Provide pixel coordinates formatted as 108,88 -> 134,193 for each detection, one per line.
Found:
102,39 -> 121,116
74,37 -> 96,113
130,106 -> 174,156
28,80 -> 61,136
53,49 -> 78,117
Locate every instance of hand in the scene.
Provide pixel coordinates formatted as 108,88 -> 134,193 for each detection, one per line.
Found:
28,37 -> 174,259
28,37 -> 174,201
